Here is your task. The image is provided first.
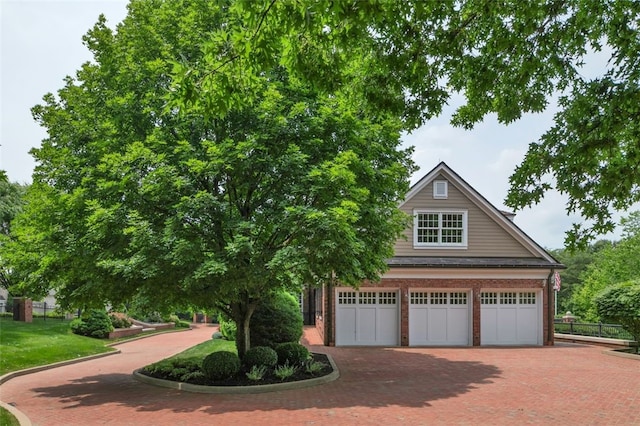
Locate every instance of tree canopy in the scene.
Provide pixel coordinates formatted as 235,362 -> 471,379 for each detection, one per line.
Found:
171,0 -> 640,247
5,0 -> 413,354
0,173 -> 27,290
569,211 -> 640,321
549,239 -> 612,315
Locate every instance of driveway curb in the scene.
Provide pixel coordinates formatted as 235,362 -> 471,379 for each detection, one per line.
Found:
0,349 -> 121,386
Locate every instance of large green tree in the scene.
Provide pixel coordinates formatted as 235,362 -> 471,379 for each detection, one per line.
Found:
550,239 -> 612,315
172,0 -> 640,247
6,0 -> 413,354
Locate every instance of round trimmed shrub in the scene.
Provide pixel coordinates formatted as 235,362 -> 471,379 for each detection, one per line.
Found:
250,291 -> 303,348
275,342 -> 310,366
201,351 -> 241,381
70,309 -> 114,338
243,346 -> 278,369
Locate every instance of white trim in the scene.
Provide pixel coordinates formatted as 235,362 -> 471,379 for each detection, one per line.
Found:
413,209 -> 468,248
382,268 -> 552,280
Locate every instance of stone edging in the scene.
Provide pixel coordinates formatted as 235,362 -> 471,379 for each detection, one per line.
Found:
602,348 -> 640,360
554,333 -> 636,347
0,350 -> 121,386
133,353 -> 340,394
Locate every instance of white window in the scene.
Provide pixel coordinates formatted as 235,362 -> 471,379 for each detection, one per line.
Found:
433,180 -> 448,199
413,210 -> 467,248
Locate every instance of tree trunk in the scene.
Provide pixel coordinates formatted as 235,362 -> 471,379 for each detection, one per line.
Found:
231,299 -> 258,357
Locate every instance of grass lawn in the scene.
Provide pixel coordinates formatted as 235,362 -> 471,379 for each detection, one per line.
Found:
0,407 -> 20,426
168,338 -> 236,361
0,317 -> 115,376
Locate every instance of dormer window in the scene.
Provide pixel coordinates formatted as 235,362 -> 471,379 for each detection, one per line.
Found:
433,180 -> 448,199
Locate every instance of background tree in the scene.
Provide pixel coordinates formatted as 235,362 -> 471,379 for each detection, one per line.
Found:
595,280 -> 640,353
172,0 -> 640,248
569,212 -> 640,321
5,0 -> 414,355
0,172 -> 27,290
550,240 -> 612,315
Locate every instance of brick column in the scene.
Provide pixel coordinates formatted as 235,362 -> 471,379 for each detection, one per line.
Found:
13,297 -> 33,323
472,285 -> 481,346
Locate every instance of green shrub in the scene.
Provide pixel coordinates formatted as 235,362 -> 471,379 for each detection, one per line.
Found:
166,314 -> 191,328
304,359 -> 327,375
218,316 -> 237,341
174,320 -> 191,328
246,365 -> 268,381
109,313 -> 132,329
243,346 -> 278,369
250,291 -> 303,348
274,362 -> 297,380
275,342 -> 310,366
70,309 -> 114,338
201,351 -> 241,381
143,358 -> 201,382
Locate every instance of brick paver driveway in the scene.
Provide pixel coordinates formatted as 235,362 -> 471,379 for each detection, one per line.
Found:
1,325 -> 638,425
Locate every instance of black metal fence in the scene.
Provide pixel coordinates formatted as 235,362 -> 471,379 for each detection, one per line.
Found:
554,320 -> 634,340
0,300 -> 73,320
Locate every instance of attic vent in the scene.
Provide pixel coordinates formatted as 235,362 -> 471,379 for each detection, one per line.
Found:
433,180 -> 448,199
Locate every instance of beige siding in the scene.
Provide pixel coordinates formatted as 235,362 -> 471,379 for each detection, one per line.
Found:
395,174 -> 534,257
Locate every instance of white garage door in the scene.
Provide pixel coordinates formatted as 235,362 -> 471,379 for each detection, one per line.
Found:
481,291 -> 541,345
335,289 -> 399,346
409,291 -> 471,346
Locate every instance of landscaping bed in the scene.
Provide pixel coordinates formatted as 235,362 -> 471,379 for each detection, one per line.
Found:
139,352 -> 333,387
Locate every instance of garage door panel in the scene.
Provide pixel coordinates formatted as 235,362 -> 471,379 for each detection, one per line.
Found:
410,309 -> 428,342
378,307 -> 399,345
336,290 -> 398,346
448,309 -> 469,343
481,308 -> 498,343
517,308 -> 538,342
498,308 -> 517,342
336,307 -> 356,345
481,291 -> 540,345
427,309 -> 448,342
409,291 -> 470,346
357,307 -> 377,343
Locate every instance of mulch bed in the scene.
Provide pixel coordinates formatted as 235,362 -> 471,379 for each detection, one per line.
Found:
140,353 -> 333,387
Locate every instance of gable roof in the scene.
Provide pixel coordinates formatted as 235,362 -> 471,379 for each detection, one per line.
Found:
399,162 -> 561,266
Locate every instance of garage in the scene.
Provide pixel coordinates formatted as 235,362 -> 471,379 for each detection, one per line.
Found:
480,290 -> 541,345
409,290 -> 471,346
335,289 -> 399,346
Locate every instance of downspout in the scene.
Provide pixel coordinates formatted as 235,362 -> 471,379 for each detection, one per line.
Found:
326,271 -> 334,346
547,270 -> 554,346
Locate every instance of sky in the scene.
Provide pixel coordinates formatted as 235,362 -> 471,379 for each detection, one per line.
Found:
0,1 -> 628,250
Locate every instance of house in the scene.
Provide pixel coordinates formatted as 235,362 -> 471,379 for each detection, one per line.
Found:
314,162 -> 564,347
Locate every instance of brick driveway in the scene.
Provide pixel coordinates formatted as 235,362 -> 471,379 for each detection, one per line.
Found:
1,325 -> 638,425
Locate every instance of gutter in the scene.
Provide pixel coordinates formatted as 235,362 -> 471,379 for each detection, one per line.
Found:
547,270 -> 554,346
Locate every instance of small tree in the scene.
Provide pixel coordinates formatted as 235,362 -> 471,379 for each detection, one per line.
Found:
594,280 -> 640,353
